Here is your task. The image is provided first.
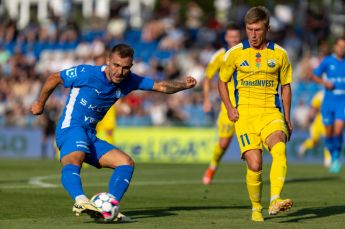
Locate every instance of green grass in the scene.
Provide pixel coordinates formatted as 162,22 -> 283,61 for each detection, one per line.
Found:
0,159 -> 345,228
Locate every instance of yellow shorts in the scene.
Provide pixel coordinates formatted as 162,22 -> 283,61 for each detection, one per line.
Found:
217,103 -> 235,138
235,107 -> 288,154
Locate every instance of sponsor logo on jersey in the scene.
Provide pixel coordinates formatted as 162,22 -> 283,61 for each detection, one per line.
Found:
240,79 -> 274,87
66,67 -> 77,79
240,60 -> 249,66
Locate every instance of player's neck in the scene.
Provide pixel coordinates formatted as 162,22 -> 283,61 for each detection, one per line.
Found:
333,53 -> 344,61
251,41 -> 268,50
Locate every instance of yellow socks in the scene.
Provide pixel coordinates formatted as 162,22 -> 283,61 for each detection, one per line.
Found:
269,142 -> 287,200
246,168 -> 262,210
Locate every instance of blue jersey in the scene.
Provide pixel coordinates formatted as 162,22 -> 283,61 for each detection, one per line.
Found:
313,55 -> 345,125
313,54 -> 345,100
56,65 -> 154,130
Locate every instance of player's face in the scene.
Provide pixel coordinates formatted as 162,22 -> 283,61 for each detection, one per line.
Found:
334,39 -> 345,58
225,30 -> 241,48
246,21 -> 268,49
107,53 -> 133,84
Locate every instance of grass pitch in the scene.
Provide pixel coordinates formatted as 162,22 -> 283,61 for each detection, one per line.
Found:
0,159 -> 344,229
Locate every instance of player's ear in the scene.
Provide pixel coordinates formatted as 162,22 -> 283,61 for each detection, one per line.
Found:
267,25 -> 270,32
106,57 -> 110,65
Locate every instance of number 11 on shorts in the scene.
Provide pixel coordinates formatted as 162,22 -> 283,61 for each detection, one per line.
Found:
240,133 -> 250,146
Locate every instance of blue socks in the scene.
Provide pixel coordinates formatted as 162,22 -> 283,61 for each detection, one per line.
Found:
324,137 -> 334,154
61,164 -> 134,202
61,164 -> 84,200
108,165 -> 134,201
325,135 -> 343,161
332,135 -> 343,160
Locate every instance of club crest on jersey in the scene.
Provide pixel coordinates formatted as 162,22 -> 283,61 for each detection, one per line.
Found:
267,59 -> 276,68
115,88 -> 122,98
255,52 -> 261,68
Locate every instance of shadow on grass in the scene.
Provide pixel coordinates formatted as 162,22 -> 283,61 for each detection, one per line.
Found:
285,176 -> 341,184
84,205 -> 249,224
126,205 -> 248,219
267,205 -> 345,223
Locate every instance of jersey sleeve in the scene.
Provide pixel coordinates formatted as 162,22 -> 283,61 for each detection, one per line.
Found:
279,51 -> 293,85
219,49 -> 236,83
60,65 -> 90,88
313,58 -> 327,77
128,72 -> 154,90
205,49 -> 224,79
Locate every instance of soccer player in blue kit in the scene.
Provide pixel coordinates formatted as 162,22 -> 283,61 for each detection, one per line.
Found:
312,37 -> 345,173
31,44 -> 197,221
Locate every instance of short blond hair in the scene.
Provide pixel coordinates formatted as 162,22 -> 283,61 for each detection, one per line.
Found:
245,6 -> 270,27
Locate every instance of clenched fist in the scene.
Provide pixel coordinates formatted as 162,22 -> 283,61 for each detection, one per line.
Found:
183,76 -> 197,88
31,101 -> 45,115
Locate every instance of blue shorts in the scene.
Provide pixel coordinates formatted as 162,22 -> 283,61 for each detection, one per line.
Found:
321,102 -> 345,126
56,126 -> 116,168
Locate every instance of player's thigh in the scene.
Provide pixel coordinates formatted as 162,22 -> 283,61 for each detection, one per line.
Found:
261,111 -> 288,150
235,115 -> 262,156
99,149 -> 134,169
334,120 -> 345,136
90,138 -> 134,168
56,127 -> 91,162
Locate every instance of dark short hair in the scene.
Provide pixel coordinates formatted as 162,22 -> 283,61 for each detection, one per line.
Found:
335,36 -> 345,45
110,44 -> 134,58
245,6 -> 270,27
226,22 -> 241,31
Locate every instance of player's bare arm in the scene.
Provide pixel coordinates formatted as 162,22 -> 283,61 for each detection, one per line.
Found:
31,72 -> 63,115
281,83 -> 293,140
311,74 -> 334,90
218,79 -> 238,122
203,77 -> 212,112
153,76 -> 197,94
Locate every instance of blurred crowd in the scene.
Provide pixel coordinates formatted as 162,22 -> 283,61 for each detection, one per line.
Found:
0,0 -> 344,131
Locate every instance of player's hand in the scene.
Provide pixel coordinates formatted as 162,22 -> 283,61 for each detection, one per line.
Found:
323,81 -> 334,90
31,101 -> 44,115
184,76 -> 197,88
228,106 -> 239,122
203,99 -> 212,113
285,119 -> 293,141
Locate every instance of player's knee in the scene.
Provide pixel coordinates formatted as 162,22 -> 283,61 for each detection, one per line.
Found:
247,162 -> 262,172
61,151 -> 85,167
121,156 -> 135,167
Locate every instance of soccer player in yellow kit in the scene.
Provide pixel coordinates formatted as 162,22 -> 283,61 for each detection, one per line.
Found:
96,104 -> 116,144
202,23 -> 241,185
298,91 -> 332,167
219,6 -> 293,221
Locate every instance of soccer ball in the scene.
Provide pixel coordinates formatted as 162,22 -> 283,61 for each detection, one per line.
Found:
90,192 -> 120,222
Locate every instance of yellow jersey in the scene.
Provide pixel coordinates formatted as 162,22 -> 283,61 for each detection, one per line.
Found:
206,47 -> 236,104
220,40 -> 292,109
96,104 -> 116,143
206,48 -> 227,79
